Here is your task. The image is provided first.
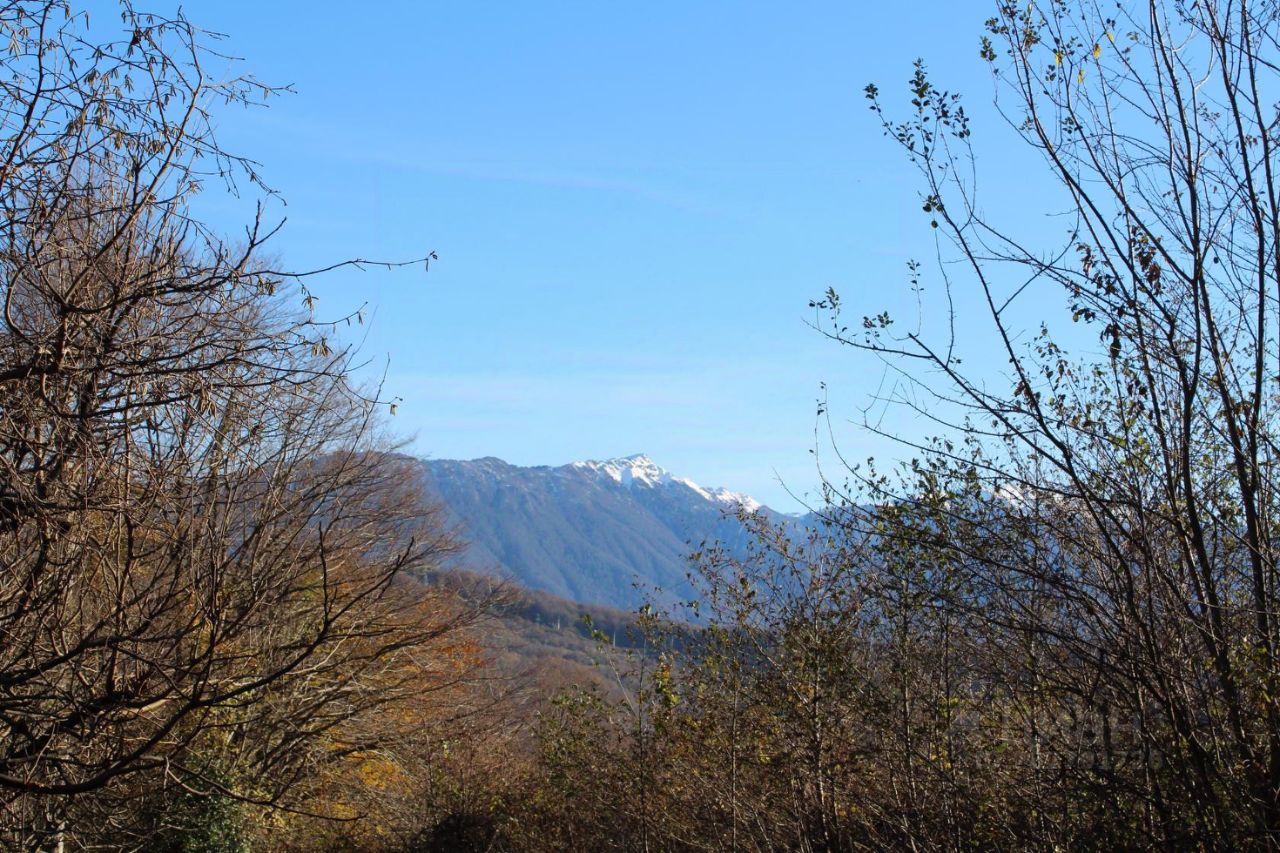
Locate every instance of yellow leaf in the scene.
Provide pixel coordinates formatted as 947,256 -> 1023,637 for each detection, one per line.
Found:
1093,43 -> 1102,58
1055,51 -> 1063,65
1078,68 -> 1086,84
1105,31 -> 1115,42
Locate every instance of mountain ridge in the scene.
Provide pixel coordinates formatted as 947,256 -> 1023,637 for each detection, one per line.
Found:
416,453 -> 780,609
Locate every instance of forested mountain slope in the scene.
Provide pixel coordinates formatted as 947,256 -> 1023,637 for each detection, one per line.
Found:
418,454 -> 789,609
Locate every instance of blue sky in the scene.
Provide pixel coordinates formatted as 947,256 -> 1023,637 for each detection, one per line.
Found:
152,1 -> 1060,510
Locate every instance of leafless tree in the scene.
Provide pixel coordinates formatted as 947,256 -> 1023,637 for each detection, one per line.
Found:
0,2 -> 476,848
811,0 -> 1280,845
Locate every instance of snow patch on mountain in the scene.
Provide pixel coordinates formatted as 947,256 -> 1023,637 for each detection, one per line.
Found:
705,487 -> 763,513
572,454 -> 763,513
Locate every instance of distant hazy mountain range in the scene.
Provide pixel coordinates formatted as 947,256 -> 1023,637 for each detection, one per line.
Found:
417,454 -> 785,610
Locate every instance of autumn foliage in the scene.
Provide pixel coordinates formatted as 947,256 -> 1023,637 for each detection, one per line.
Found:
10,0 -> 1280,850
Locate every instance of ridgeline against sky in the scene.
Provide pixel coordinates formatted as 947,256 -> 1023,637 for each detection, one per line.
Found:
181,0 -> 1063,510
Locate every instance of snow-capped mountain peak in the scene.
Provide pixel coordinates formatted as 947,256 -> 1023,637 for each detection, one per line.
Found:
705,487 -> 763,514
572,453 -> 669,487
571,454 -> 763,512
421,454 -> 795,609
